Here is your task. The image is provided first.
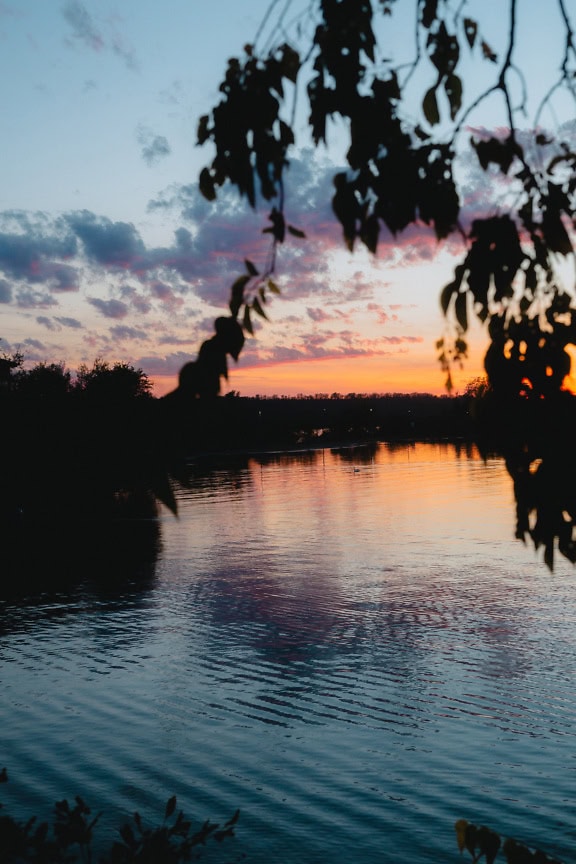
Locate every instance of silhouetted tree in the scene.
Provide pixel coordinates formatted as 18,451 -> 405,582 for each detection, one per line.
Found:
74,358 -> 153,403
14,362 -> 71,400
0,346 -> 23,390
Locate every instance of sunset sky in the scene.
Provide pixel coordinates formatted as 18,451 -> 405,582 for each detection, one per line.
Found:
0,1 -> 573,396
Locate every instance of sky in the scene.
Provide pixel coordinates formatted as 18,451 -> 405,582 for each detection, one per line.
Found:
0,0 -> 574,397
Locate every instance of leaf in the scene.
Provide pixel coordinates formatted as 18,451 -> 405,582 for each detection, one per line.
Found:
288,224 -> 306,238
120,824 -> 135,847
455,291 -> 468,331
421,0 -> 438,28
197,114 -> 210,145
215,316 -> 245,360
224,809 -> 240,828
542,210 -> 573,255
481,39 -> 497,62
440,281 -> 456,314
267,278 -> 281,295
252,297 -> 268,320
199,167 -> 216,202
278,43 -> 300,83
165,796 -> 177,820
360,214 -> 379,253
264,208 -> 286,243
229,275 -> 251,318
244,258 -> 259,276
476,825 -> 501,864
444,73 -> 462,120
243,304 -> 254,335
463,18 -> 477,49
440,265 -> 465,314
423,86 -> 440,126
454,819 -> 468,852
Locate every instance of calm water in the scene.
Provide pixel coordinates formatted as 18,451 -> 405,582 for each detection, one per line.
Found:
1,442 -> 575,862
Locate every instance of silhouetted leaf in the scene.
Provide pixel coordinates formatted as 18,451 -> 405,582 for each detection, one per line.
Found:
481,39 -> 497,62
199,167 -> 216,201
229,275 -> 251,318
542,209 -> 572,255
536,132 -> 554,146
440,265 -> 465,313
477,825 -> 501,864
288,224 -> 306,238
463,18 -> 477,48
423,86 -> 440,125
454,818 -> 468,852
444,73 -> 462,120
243,304 -> 254,335
197,114 -> 210,145
267,278 -> 281,294
225,809 -> 240,828
278,43 -> 300,82
427,22 -> 459,76
455,291 -> 468,331
120,823 -> 135,847
360,214 -> 379,253
245,258 -> 259,276
252,297 -> 268,320
421,0 -> 438,28
165,796 -> 177,820
215,316 -> 245,360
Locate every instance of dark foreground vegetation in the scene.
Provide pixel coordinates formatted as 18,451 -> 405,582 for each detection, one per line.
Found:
0,768 -> 566,864
0,768 -> 239,863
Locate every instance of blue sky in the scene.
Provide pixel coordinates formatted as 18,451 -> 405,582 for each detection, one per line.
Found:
0,0 -> 574,395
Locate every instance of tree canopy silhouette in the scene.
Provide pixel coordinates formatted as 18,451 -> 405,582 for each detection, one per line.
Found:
195,0 -> 576,396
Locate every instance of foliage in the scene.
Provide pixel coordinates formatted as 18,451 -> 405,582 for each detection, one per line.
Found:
196,0 -> 576,395
0,345 -> 24,386
74,358 -> 153,402
463,376 -> 492,400
13,362 -> 72,399
455,818 -> 565,864
0,769 -> 239,863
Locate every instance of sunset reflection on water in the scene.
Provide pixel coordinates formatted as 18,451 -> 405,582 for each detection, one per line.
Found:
1,442 -> 575,864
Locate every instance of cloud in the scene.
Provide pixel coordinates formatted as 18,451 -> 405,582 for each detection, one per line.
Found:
66,211 -> 145,267
367,303 -> 399,325
109,324 -> 149,342
137,125 -> 171,166
62,1 -> 138,69
55,316 -> 82,328
88,297 -> 129,319
62,0 -> 104,52
133,351 -> 194,377
37,314 -> 83,331
16,288 -> 57,308
23,337 -> 46,351
37,316 -> 59,331
150,280 -> 184,312
244,334 -> 423,368
306,306 -> 351,323
0,215 -> 78,287
0,279 -> 11,302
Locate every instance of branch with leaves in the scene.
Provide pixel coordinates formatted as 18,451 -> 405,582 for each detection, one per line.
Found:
193,0 -> 576,397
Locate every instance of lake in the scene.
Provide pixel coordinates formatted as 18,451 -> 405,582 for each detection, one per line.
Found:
1,442 -> 575,862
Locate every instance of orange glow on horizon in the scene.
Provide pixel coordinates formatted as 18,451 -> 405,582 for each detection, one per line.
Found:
151,349 -> 486,398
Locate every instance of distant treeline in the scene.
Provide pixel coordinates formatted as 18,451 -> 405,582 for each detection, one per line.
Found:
207,392 -> 472,449
0,354 -> 474,454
